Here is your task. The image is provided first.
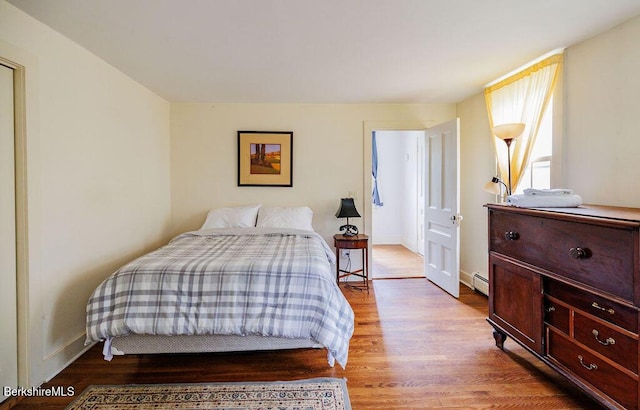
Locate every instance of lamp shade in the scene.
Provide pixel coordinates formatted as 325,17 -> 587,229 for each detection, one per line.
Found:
492,123 -> 525,141
483,176 -> 509,196
483,180 -> 501,195
335,198 -> 360,219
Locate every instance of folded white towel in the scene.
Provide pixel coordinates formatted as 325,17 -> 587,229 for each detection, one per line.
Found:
507,194 -> 582,208
523,188 -> 573,196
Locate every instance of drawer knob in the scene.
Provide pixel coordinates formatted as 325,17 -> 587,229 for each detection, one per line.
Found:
569,247 -> 591,259
578,355 -> 598,371
592,329 -> 615,346
504,231 -> 519,241
591,302 -> 615,315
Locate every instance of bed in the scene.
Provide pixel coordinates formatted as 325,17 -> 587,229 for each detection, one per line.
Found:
85,206 -> 354,368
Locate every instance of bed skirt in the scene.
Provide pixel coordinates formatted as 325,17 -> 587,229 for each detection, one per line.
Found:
109,334 -> 322,356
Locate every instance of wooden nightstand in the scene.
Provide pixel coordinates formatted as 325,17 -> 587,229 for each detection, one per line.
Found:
333,234 -> 369,291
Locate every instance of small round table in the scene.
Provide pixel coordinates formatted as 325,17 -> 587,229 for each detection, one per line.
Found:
333,234 -> 369,291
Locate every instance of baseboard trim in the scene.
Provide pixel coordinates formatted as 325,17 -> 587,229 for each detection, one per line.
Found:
43,334 -> 93,384
460,270 -> 473,289
460,270 -> 488,296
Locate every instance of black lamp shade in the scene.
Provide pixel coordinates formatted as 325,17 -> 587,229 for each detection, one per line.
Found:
335,198 -> 360,218
336,198 -> 360,236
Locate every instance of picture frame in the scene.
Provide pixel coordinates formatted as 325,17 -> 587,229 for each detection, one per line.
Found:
237,131 -> 293,187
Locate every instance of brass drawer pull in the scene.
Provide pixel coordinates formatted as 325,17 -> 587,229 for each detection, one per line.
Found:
592,329 -> 615,346
504,231 -> 519,241
591,302 -> 615,315
578,355 -> 598,371
545,306 -> 556,313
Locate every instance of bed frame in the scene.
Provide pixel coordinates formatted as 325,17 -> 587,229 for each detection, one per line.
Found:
109,334 -> 321,356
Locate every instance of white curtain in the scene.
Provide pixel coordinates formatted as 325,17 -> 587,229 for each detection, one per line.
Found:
484,53 -> 563,192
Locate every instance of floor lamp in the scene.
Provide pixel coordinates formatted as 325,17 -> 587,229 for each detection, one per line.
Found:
491,123 -> 525,196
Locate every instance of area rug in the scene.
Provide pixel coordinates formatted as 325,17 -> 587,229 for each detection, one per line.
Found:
65,377 -> 351,409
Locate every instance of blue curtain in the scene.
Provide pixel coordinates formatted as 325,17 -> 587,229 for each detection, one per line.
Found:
372,132 -> 383,206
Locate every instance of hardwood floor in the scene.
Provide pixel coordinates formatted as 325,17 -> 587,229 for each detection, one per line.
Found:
4,279 -> 601,409
372,244 -> 424,279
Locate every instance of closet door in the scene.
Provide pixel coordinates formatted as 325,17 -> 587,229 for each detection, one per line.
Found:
0,62 -> 18,402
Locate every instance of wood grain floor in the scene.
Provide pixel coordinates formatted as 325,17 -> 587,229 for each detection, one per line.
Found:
372,244 -> 424,279
3,279 -> 601,409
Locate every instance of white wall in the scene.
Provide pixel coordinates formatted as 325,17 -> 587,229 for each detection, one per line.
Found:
372,131 -> 405,244
456,93 -> 495,287
456,13 -> 640,289
170,104 -> 455,248
0,1 -> 171,387
400,132 -> 420,251
563,15 -> 640,206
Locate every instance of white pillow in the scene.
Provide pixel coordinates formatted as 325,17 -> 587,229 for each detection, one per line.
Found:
256,206 -> 314,231
200,205 -> 261,229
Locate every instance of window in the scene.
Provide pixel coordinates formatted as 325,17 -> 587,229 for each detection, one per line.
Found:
484,52 -> 562,195
514,100 -> 552,194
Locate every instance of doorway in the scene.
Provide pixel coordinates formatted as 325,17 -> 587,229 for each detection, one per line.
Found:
364,119 -> 461,298
371,130 -> 425,279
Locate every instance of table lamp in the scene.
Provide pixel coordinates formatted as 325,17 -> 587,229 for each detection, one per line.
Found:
335,198 -> 360,237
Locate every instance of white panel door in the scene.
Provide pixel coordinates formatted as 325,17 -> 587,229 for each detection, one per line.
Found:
424,118 -> 461,298
0,63 -> 18,402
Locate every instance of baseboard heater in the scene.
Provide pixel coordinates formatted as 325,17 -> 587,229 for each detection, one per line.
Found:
472,272 -> 489,296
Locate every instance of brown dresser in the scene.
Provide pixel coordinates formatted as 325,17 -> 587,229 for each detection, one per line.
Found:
486,204 -> 640,410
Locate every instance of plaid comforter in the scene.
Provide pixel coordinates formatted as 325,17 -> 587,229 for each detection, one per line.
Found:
85,228 -> 354,368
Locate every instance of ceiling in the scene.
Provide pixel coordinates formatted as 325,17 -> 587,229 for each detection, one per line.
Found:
8,0 -> 640,103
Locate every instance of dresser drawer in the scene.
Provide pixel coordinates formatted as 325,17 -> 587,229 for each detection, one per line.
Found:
546,280 -> 638,333
547,328 -> 638,410
574,313 -> 638,374
489,209 -> 635,301
544,296 -> 570,335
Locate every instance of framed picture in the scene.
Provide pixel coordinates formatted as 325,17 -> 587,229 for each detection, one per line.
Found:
237,131 -> 293,187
